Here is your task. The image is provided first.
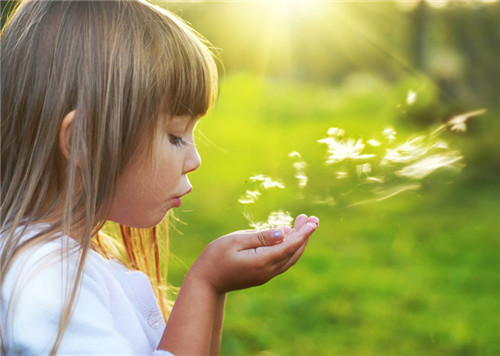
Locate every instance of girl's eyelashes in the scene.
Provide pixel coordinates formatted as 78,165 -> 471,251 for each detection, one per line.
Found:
169,134 -> 187,147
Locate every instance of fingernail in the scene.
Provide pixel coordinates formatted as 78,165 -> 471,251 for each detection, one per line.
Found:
273,229 -> 282,239
303,223 -> 316,233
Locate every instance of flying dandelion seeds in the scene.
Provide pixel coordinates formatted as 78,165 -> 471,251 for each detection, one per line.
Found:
238,174 -> 293,229
238,106 -> 486,230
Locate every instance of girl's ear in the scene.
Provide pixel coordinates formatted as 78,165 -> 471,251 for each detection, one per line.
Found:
59,110 -> 76,161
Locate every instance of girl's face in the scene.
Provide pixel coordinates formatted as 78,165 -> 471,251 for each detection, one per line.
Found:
107,115 -> 201,228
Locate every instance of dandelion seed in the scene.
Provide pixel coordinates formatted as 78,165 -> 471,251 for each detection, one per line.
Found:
317,137 -> 334,147
320,137 -> 375,164
406,90 -> 417,105
431,124 -> 447,136
366,176 -> 384,183
293,161 -> 306,171
383,128 -> 397,142
382,136 -> 431,164
336,171 -> 349,179
241,113 -> 470,222
296,174 -> 309,188
356,163 -> 383,183
249,175 -> 285,189
327,127 -> 345,137
249,222 -> 267,230
238,190 -> 261,204
348,184 -> 421,207
446,109 -> 486,132
249,174 -> 266,181
267,210 -> 294,228
249,210 -> 294,230
356,163 -> 371,176
292,160 -> 308,188
243,212 -> 262,230
397,153 -> 463,179
449,122 -> 466,132
290,151 -> 309,189
434,141 -> 448,149
262,179 -> 285,190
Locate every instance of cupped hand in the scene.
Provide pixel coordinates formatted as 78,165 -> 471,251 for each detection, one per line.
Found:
187,214 -> 320,294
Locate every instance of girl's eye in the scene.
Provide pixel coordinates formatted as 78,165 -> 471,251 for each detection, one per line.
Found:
169,134 -> 186,147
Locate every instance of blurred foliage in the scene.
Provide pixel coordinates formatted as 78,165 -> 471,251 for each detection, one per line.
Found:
155,5 -> 500,353
158,0 -> 500,189
163,0 -> 499,110
170,73 -> 499,356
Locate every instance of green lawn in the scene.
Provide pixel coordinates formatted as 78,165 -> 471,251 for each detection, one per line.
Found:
168,73 -> 500,355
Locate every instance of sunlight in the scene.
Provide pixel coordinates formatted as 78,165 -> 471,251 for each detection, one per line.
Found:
426,0 -> 449,9
396,0 -> 500,10
256,0 -> 326,74
395,0 -> 421,11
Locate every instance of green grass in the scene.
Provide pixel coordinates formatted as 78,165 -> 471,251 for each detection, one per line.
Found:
168,73 -> 500,355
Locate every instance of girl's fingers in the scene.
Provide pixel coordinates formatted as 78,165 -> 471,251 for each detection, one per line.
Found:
306,216 -> 319,228
234,213 -> 318,250
291,214 -> 318,232
293,214 -> 308,230
274,219 -> 319,271
285,222 -> 316,251
276,234 -> 311,273
265,222 -> 317,264
235,214 -> 319,261
236,228 -> 285,250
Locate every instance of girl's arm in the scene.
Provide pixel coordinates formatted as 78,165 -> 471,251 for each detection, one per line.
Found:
209,293 -> 226,356
158,214 -> 318,355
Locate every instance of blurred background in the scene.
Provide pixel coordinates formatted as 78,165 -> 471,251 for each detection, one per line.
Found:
3,0 -> 499,354
159,1 -> 499,355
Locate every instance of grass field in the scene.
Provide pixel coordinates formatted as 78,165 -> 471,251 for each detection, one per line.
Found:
167,73 -> 499,355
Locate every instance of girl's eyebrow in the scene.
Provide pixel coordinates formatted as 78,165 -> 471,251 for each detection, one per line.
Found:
184,115 -> 200,127
167,115 -> 199,131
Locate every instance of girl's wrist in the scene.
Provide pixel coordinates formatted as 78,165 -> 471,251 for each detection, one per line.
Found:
185,267 -> 226,297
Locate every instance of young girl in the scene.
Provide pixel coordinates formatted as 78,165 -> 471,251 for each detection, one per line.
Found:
0,1 -> 319,355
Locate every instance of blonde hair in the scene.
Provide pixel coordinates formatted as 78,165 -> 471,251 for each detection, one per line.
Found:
0,0 -> 218,353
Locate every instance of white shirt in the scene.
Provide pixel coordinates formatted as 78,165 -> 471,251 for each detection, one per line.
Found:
1,226 -> 174,355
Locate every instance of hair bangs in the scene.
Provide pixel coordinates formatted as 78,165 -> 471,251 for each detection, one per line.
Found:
153,8 -> 219,119
168,48 -> 218,118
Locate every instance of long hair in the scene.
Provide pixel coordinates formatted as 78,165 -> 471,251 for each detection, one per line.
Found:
0,0 -> 218,353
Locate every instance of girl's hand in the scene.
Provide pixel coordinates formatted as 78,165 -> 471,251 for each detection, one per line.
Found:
160,214 -> 319,355
187,214 -> 319,294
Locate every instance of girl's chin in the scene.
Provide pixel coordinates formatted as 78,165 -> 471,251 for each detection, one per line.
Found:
108,198 -> 183,228
108,211 -> 170,229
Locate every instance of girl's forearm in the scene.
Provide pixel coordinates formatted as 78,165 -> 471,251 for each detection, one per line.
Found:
210,293 -> 226,356
158,272 -> 223,355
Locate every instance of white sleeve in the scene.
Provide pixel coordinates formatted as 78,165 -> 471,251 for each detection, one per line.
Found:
153,350 -> 176,356
1,240 -> 158,355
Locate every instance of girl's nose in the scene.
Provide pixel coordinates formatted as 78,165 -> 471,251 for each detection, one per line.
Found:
184,143 -> 201,174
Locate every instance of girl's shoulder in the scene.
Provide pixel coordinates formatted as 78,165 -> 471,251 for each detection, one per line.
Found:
1,223 -> 143,304
1,224 -> 114,314
2,223 -> 125,278
1,224 -> 165,354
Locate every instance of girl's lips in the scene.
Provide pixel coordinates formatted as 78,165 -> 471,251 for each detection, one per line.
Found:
173,188 -> 192,208
173,197 -> 182,208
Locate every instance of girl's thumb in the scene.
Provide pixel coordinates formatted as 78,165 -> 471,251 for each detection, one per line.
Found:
247,229 -> 284,249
